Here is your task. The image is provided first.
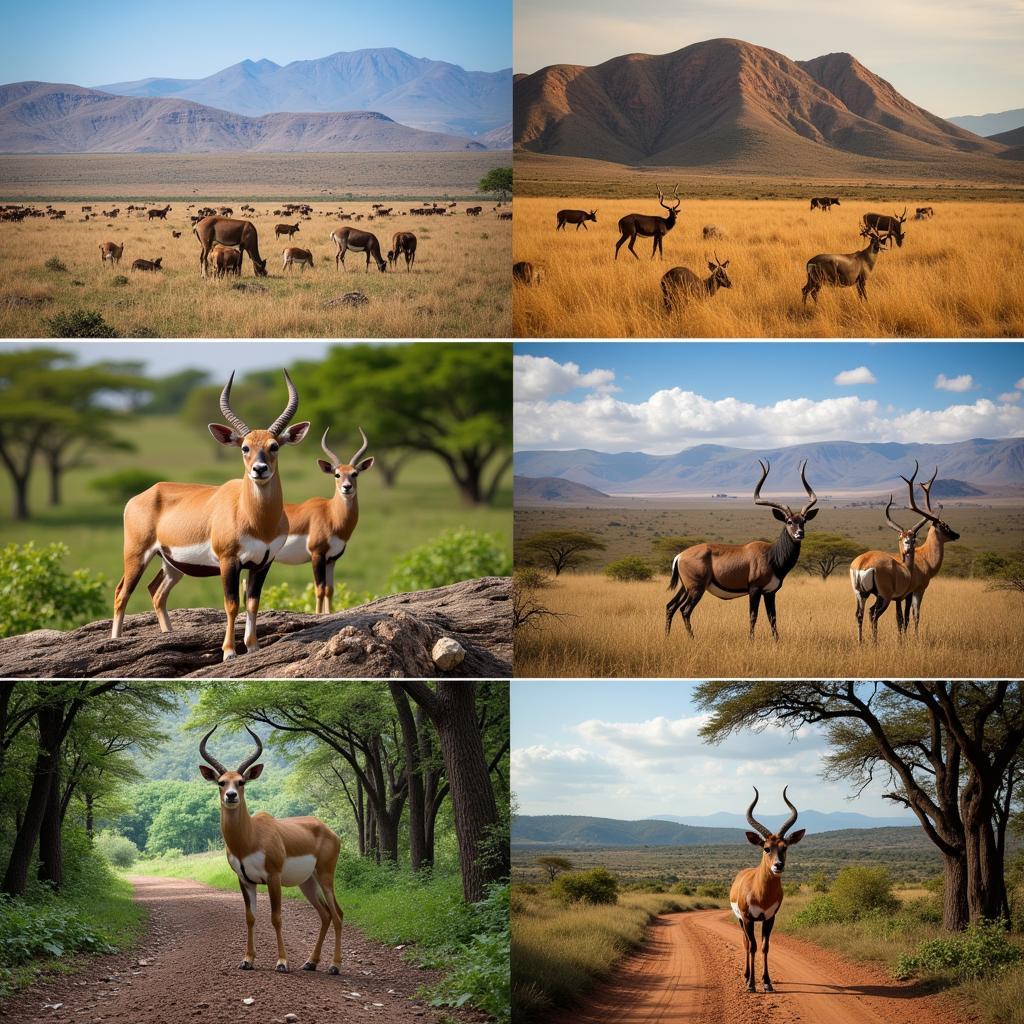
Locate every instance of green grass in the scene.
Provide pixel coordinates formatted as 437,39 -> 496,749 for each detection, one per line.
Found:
0,414 -> 511,620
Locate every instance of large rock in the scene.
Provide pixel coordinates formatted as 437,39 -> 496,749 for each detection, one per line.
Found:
0,577 -> 511,679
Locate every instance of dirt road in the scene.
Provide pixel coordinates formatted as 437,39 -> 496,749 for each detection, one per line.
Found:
1,875 -> 455,1024
549,909 -> 967,1024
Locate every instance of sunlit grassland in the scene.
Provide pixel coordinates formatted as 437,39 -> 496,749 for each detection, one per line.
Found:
512,197 -> 1024,337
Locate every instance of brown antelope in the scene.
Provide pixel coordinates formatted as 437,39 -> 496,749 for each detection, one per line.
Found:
111,371 -> 310,661
614,185 -> 680,260
809,197 -> 840,212
513,261 -> 543,285
897,462 -> 961,634
214,246 -> 242,277
802,226 -> 891,304
661,255 -> 732,311
147,205 -> 172,220
199,726 -> 344,975
330,227 -> 387,272
131,257 -> 163,272
730,788 -> 805,994
278,428 -> 374,613
281,247 -> 314,272
863,208 -> 907,247
915,206 -> 935,220
275,222 -> 300,239
99,241 -> 125,265
465,206 -> 483,216
666,461 -> 818,640
386,232 -> 417,271
172,230 -> 182,238
849,495 -> 926,642
195,216 -> 267,278
556,209 -> 596,231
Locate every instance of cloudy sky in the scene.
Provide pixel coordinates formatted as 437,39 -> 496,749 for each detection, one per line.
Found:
512,680 -> 917,820
514,342 -> 1024,453
514,0 -> 1022,116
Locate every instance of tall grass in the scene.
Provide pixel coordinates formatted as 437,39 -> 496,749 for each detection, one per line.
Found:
512,197 -> 1024,337
513,573 -> 1021,677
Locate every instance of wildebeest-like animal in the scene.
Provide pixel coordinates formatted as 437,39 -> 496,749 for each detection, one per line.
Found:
195,217 -> 267,277
131,257 -> 163,271
810,197 -> 840,212
275,223 -> 301,239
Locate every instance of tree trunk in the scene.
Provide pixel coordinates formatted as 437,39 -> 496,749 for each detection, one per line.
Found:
942,851 -> 969,931
85,793 -> 94,839
356,779 -> 366,858
962,774 -> 1008,923
38,767 -> 64,888
390,683 -> 427,872
11,472 -> 30,521
47,454 -> 62,507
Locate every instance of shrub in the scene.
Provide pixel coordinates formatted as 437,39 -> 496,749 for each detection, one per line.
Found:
894,919 -> 1022,981
45,309 -> 119,337
695,882 -> 729,900
112,274 -> 129,287
94,832 -> 140,868
89,469 -> 162,505
44,255 -> 67,272
604,556 -> 654,582
387,527 -> 511,592
551,868 -> 618,905
0,895 -> 114,968
260,580 -> 375,613
790,894 -> 841,927
829,865 -> 899,918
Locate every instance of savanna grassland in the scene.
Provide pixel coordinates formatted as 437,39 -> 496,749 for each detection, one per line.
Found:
0,196 -> 510,338
512,196 -> 1024,337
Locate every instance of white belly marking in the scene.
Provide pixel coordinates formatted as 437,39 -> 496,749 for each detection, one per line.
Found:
167,540 -> 217,567
327,537 -> 346,559
281,854 -> 317,886
708,583 -> 746,600
239,534 -> 282,566
730,901 -> 742,919
276,534 -> 311,565
227,850 -> 315,887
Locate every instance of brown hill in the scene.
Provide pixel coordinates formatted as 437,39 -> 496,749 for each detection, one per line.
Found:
514,38 -> 1012,175
989,125 -> 1024,160
0,82 -> 487,153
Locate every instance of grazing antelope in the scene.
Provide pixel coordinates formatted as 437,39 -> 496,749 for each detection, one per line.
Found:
99,241 -> 124,266
661,255 -> 731,311
915,206 -> 935,220
147,205 -> 172,220
513,261 -> 543,285
275,223 -> 300,239
730,788 -> 805,993
195,216 -> 267,278
386,232 -> 417,271
214,246 -> 242,277
809,197 -> 840,212
666,461 -> 818,640
199,726 -> 344,975
281,247 -> 314,272
111,371 -> 310,661
556,209 -> 596,231
131,257 -> 163,272
863,208 -> 907,247
702,224 -> 724,239
615,184 -> 680,260
850,495 -> 926,642
802,227 -> 890,304
330,227 -> 387,272
897,462 -> 961,634
278,428 -> 374,613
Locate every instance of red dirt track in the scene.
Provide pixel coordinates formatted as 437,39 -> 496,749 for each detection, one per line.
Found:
548,910 -> 968,1024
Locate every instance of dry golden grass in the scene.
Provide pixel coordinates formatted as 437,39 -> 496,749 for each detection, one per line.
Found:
514,573 -> 1022,677
0,200 -> 510,337
512,197 -> 1024,337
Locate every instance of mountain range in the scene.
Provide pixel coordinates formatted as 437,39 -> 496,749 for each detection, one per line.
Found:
648,810 -> 916,831
514,38 -> 1019,177
949,107 -> 1024,138
514,475 -> 611,504
514,438 -> 1024,495
96,48 -> 511,138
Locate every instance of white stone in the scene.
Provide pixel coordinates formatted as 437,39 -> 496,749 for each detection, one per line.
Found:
431,637 -> 465,670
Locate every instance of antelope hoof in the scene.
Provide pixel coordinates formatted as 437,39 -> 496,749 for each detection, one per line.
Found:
223,649 -> 237,662
276,962 -> 289,973
764,983 -> 774,993
302,961 -> 317,971
239,960 -> 253,970
328,965 -> 340,976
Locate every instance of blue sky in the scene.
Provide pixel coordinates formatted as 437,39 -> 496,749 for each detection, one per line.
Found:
512,680 -> 918,820
514,342 -> 1024,452
1,1 -> 511,84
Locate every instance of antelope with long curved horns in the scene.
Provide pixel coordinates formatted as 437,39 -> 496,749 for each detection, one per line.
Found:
278,428 -> 374,613
730,787 -> 805,993
199,726 -> 344,975
111,371 -> 310,660
666,461 -> 818,640
614,184 -> 681,260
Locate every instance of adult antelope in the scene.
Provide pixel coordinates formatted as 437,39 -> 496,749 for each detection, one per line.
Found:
802,227 -> 890,304
148,205 -> 172,220
661,255 -> 731,311
281,247 -> 314,272
810,197 -> 840,212
666,461 -> 818,640
330,226 -> 387,272
849,495 -> 926,642
111,371 -> 310,661
863,208 -> 907,247
275,222 -> 300,239
278,428 -> 374,613
730,788 -> 805,994
615,185 -> 680,260
99,241 -> 124,265
387,232 -> 417,271
199,726 -> 344,975
195,216 -> 267,278
556,209 -> 596,231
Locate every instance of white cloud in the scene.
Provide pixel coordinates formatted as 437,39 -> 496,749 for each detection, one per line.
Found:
834,366 -> 877,386
513,355 -> 618,401
1016,377 -> 1024,390
511,745 -> 623,789
999,391 -> 1021,404
935,373 -> 974,392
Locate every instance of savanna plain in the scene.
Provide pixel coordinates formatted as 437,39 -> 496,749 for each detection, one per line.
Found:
512,195 -> 1024,337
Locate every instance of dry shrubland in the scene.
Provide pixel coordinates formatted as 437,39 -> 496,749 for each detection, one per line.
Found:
512,197 -> 1024,337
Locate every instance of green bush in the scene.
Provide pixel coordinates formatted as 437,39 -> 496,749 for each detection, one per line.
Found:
551,868 -> 618,905
94,831 -> 140,868
0,542 -> 107,637
44,255 -> 67,272
387,527 -> 511,592
112,275 -> 129,287
89,469 -> 163,505
45,309 -> 119,337
604,556 -> 654,582
829,865 -> 899,918
260,579 -> 375,613
790,894 -> 841,927
0,897 -> 114,970
695,882 -> 729,900
894,919 -> 1022,981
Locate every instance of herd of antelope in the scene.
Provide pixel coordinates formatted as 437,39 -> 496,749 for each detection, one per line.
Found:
665,459 -> 959,642
112,371 -> 375,661
515,186 -> 928,308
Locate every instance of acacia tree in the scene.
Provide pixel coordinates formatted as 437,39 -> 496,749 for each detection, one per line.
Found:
797,534 -> 863,580
521,531 -> 606,576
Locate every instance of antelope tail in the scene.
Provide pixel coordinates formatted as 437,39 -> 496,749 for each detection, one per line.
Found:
668,554 -> 681,591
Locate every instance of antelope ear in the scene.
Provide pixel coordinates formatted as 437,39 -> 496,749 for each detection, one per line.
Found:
745,831 -> 764,846
356,456 -> 374,473
278,421 -> 310,445
208,423 -> 242,446
243,763 -> 264,781
787,828 -> 806,845
199,764 -> 220,782
772,509 -> 787,522
708,261 -> 716,271
317,459 -> 335,475
804,509 -> 819,521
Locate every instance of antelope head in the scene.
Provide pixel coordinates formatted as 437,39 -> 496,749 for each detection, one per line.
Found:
199,725 -> 264,807
208,370 -> 310,486
318,427 -> 374,500
885,493 -> 928,562
745,787 -> 806,874
859,226 -> 892,251
901,461 -> 960,541
657,183 -> 681,214
753,459 -> 818,540
708,252 -> 732,289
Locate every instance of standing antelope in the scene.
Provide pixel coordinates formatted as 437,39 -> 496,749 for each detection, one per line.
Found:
850,495 -> 926,642
661,255 -> 731,311
730,788 -> 805,993
278,428 -> 374,613
386,232 -> 417,271
330,227 -> 387,272
281,247 -> 314,272
802,227 -> 890,304
99,241 -> 124,265
666,461 -> 818,640
112,371 -> 310,661
863,208 -> 907,247
556,209 -> 597,231
199,726 -> 344,975
148,205 -> 172,220
615,185 -> 680,260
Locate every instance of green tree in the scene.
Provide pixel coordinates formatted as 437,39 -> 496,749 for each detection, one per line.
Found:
537,855 -> 573,881
146,783 -> 224,855
520,530 -> 606,576
552,867 -> 618,904
142,368 -> 209,415
604,556 -> 654,582
797,533 -> 863,580
387,527 -> 512,592
479,167 -> 512,198
651,536 -> 706,565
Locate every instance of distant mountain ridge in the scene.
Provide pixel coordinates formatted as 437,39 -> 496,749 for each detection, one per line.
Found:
96,47 -> 511,139
649,809 -> 917,831
948,107 -> 1024,138
514,475 -> 611,504
514,437 -> 1024,494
